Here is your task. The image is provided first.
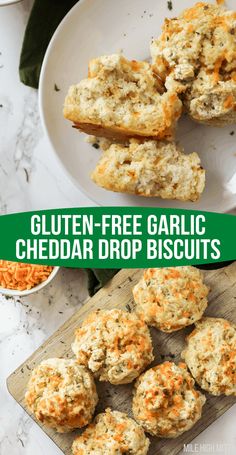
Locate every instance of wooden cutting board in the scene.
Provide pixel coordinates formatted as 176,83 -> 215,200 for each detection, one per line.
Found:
7,264 -> 236,455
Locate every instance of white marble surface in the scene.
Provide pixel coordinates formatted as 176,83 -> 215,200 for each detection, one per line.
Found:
0,1 -> 235,455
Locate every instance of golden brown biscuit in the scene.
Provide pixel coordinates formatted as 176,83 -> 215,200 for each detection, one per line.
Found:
182,317 -> 236,396
151,2 -> 236,125
133,362 -> 206,438
25,358 -> 98,432
133,266 -> 209,332
91,140 -> 205,201
64,54 -> 182,141
72,409 -> 150,455
71,309 -> 154,384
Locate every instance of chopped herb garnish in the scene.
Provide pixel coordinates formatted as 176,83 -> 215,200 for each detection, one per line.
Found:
126,304 -> 132,313
167,1 -> 173,10
160,352 -> 175,359
54,83 -> 60,92
24,167 -> 29,183
18,438 -> 24,448
92,143 -> 99,149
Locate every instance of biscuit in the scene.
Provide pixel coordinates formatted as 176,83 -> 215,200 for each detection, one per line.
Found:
151,2 -> 236,125
133,361 -> 206,438
133,266 -> 209,332
72,409 -> 150,455
182,317 -> 236,396
25,358 -> 98,432
71,309 -> 154,384
91,140 -> 205,201
64,54 -> 182,141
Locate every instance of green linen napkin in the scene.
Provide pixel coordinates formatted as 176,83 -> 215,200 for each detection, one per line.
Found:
19,0 -> 78,89
86,269 -> 119,296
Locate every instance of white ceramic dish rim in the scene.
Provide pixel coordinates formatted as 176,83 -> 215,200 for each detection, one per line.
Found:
0,266 -> 60,297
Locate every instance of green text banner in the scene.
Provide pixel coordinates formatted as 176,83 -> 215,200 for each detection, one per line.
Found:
0,207 -> 235,268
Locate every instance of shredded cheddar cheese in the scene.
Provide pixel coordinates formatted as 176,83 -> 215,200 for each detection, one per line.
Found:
0,260 -> 53,291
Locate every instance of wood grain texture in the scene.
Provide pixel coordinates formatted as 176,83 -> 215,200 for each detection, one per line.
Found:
7,264 -> 236,455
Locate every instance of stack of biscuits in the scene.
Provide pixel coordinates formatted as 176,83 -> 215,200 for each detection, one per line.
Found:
25,266 -> 236,454
63,2 -> 236,202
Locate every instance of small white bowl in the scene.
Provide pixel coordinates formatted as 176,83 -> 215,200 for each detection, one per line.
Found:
0,266 -> 60,297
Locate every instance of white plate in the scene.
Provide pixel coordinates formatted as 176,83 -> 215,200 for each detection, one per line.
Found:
39,0 -> 236,212
0,0 -> 22,6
